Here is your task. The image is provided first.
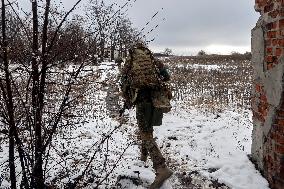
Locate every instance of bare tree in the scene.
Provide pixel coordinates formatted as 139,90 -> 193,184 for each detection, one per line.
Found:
1,1 -> 17,188
86,0 -> 143,61
116,16 -> 141,57
164,48 -> 173,56
0,0 -> 144,188
197,50 -> 207,56
0,0 -> 91,188
86,0 -> 114,61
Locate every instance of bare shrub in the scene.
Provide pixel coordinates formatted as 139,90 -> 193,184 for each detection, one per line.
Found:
163,55 -> 252,113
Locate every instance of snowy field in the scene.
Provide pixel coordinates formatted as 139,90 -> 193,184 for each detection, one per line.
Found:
113,108 -> 269,189
0,60 -> 270,189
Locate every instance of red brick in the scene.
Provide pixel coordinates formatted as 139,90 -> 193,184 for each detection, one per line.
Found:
280,155 -> 284,164
266,47 -> 273,54
271,131 -> 276,140
281,165 -> 284,178
273,22 -> 277,29
255,84 -> 263,92
255,0 -> 259,3
266,55 -> 274,62
259,108 -> 268,117
272,39 -> 279,46
264,3 -> 274,13
276,48 -> 282,56
276,119 -> 284,126
260,94 -> 268,102
259,102 -> 268,109
253,110 -> 265,122
256,0 -> 269,8
269,10 -> 279,18
272,124 -> 284,134
266,39 -> 272,46
277,110 -> 284,117
273,56 -> 278,64
280,7 -> 284,17
274,133 -> 284,145
260,101 -> 268,108
279,19 -> 284,28
267,62 -> 274,70
275,144 -> 284,154
251,96 -> 256,102
279,29 -> 284,37
266,22 -> 276,30
278,39 -> 284,46
275,180 -> 284,189
269,56 -> 278,63
255,0 -> 264,3
267,31 -> 277,38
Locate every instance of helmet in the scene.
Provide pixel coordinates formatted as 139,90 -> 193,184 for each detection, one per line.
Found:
135,42 -> 145,48
129,41 -> 147,54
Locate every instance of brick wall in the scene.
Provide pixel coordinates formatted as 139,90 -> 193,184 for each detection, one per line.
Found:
256,0 -> 284,70
252,0 -> 284,188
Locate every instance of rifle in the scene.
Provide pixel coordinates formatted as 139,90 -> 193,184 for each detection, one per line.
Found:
119,88 -> 140,116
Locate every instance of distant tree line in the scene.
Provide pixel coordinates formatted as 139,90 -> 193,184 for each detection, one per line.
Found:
197,50 -> 252,57
2,0 -> 142,66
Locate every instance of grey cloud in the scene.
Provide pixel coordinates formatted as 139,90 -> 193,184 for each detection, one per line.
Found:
58,0 -> 259,54
126,0 -> 259,53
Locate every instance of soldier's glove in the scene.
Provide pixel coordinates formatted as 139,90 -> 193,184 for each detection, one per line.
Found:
119,101 -> 132,117
119,108 -> 125,117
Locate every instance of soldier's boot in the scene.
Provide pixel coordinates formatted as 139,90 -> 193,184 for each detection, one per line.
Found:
140,131 -> 173,188
150,166 -> 173,189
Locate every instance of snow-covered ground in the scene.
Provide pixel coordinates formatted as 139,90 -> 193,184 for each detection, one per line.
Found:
40,101 -> 269,189
0,61 -> 269,189
113,108 -> 270,189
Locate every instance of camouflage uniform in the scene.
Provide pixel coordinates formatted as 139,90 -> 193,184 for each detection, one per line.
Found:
133,59 -> 170,170
120,45 -> 172,187
136,89 -> 165,169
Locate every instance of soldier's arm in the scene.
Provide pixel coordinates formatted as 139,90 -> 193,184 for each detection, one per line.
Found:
154,59 -> 170,82
119,58 -> 132,99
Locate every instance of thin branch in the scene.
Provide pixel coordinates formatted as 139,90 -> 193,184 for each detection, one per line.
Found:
46,0 -> 83,55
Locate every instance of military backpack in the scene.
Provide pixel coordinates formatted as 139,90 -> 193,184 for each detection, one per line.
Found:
120,46 -> 172,113
127,47 -> 160,89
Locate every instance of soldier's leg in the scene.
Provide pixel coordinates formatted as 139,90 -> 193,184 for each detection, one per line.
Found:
136,102 -> 166,166
136,102 -> 152,161
140,132 -> 166,169
140,141 -> 148,162
140,131 -> 173,189
141,132 -> 173,189
136,102 -> 172,188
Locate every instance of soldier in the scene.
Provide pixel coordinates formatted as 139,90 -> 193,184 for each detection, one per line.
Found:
120,42 -> 173,189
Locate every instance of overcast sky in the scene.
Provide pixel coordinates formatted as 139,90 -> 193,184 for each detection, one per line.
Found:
125,0 -> 260,55
20,0 -> 260,55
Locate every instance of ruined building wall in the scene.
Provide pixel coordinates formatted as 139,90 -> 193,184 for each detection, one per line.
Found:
251,0 -> 284,188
